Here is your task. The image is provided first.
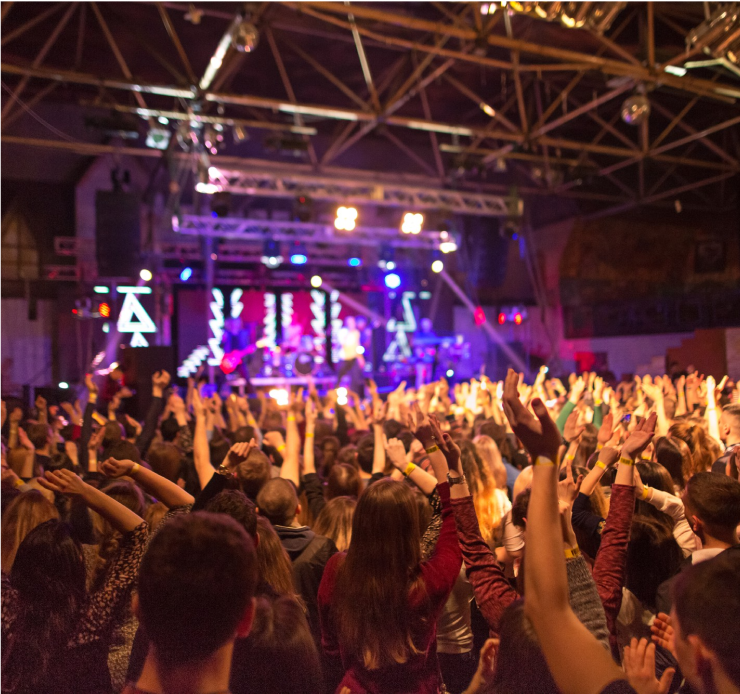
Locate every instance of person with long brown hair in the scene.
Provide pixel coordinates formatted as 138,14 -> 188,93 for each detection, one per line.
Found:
318,408 -> 461,694
313,496 -> 356,552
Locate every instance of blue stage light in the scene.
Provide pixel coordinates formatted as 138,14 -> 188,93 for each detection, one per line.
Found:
290,253 -> 308,265
180,267 -> 193,281
348,257 -> 362,267
384,272 -> 401,289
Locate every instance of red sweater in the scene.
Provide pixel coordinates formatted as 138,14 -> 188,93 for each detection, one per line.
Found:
318,482 -> 461,694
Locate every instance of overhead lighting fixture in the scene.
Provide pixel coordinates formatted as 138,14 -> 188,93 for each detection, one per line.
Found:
431,260 -> 444,273
146,127 -> 171,150
310,275 -> 322,288
180,267 -> 193,281
233,19 -> 259,53
59,381 -> 69,389
93,285 -> 109,294
348,257 -> 362,267
480,102 -> 497,117
233,125 -> 248,142
140,269 -> 153,281
261,239 -> 283,268
663,65 -> 687,77
196,182 -> 221,194
335,206 -> 358,231
290,242 -> 308,265
401,212 -> 423,234
505,2 -> 626,34
384,273 -> 401,289
621,93 -> 651,125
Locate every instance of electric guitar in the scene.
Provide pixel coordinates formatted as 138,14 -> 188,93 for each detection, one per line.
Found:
220,338 -> 270,375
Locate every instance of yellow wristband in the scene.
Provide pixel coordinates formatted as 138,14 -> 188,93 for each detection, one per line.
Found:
619,456 -> 634,466
565,546 -> 581,560
596,460 -> 607,470
565,453 -> 575,462
425,445 -> 439,454
641,486 -> 651,500
596,442 -> 604,451
131,462 -> 141,476
287,416 -> 296,422
14,478 -> 25,489
305,432 -> 314,438
403,462 -> 417,477
278,444 -> 286,452
535,456 -> 555,467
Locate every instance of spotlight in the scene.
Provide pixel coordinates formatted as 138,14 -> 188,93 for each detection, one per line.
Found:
289,241 -> 308,265
268,388 -> 289,407
233,20 -> 259,53
157,116 -> 170,125
348,257 -> 362,267
93,286 -> 109,294
384,273 -> 401,289
440,240 -> 458,253
140,269 -> 153,281
146,127 -> 171,150
498,312 -> 506,325
311,275 -> 323,288
431,260 -> 444,273
474,306 -> 486,326
401,212 -> 423,234
334,206 -> 358,231
261,239 -> 283,268
337,387 -> 348,406
98,302 -> 111,318
514,312 -> 523,325
180,267 -> 193,281
102,323 -> 111,334
446,369 -> 454,378
195,182 -> 220,194
59,381 -> 69,389
621,94 -> 650,125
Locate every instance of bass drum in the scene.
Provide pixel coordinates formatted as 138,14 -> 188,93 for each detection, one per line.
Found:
292,351 -> 316,376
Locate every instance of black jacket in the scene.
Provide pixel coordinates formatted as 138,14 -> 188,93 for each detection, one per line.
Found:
275,525 -> 337,644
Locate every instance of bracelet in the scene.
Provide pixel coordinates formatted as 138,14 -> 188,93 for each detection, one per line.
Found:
425,445 -> 440,454
619,456 -> 634,466
564,546 -> 581,560
596,442 -> 604,451
14,478 -> 25,489
403,462 -> 417,477
596,460 -> 607,470
277,444 -> 286,452
535,456 -> 555,467
641,486 -> 651,500
131,462 -> 141,476
305,432 -> 314,438
287,416 -> 296,422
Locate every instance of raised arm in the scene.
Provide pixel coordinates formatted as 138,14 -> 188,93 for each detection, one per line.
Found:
386,438 -> 437,496
372,399 -> 388,476
100,457 -> 194,508
39,468 -> 144,533
192,389 -> 214,489
502,369 -> 625,694
136,370 -> 169,457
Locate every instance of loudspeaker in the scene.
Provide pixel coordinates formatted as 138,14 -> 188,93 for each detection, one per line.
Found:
96,190 -> 141,278
118,346 -> 176,420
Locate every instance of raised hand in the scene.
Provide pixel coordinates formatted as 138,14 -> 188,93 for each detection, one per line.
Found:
35,395 -> 47,411
9,406 -> 23,424
598,445 -> 621,468
465,638 -> 499,694
38,468 -> 87,497
152,370 -> 171,390
222,440 -> 256,471
623,638 -> 675,694
192,388 -> 206,418
558,464 -> 583,507
621,412 -> 657,460
406,402 -> 434,446
650,613 -> 677,659
569,377 -> 586,404
385,438 -> 407,469
563,410 -> 585,443
17,427 -> 34,450
597,413 -> 616,446
502,369 -> 561,463
99,457 -> 136,478
372,399 -> 387,425
305,397 -> 317,426
85,373 -> 98,395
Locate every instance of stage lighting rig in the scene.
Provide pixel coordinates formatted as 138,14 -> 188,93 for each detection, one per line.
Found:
290,242 -> 308,265
401,212 -> 423,235
261,239 -> 283,268
335,206 -> 358,231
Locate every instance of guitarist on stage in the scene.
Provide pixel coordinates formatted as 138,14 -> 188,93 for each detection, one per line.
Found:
221,316 -> 258,393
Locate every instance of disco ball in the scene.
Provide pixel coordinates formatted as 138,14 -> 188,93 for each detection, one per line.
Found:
621,95 -> 651,125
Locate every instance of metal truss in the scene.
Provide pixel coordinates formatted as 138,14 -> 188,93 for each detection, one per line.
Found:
176,215 -> 445,249
207,168 -> 512,217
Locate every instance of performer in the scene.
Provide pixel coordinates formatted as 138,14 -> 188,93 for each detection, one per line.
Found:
336,315 -> 365,397
220,316 -> 256,392
413,317 -> 439,388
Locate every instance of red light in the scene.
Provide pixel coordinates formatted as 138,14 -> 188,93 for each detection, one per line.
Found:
99,302 -> 111,318
474,306 -> 486,327
498,312 -> 506,325
514,313 -> 523,325
72,309 -> 77,314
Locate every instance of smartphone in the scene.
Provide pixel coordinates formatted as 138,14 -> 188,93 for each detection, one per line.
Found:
622,413 -> 632,423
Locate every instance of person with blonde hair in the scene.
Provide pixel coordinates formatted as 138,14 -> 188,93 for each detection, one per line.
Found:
1,490 -> 59,573
313,496 -> 356,552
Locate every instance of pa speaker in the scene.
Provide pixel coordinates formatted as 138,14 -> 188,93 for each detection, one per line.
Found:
96,190 -> 141,278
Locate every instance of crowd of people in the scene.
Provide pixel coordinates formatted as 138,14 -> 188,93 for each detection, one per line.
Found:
1,364 -> 739,694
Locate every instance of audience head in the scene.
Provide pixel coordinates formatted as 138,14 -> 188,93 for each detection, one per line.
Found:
160,415 -> 181,443
102,420 -> 124,448
672,552 -> 740,692
683,472 -> 740,544
719,403 -> 740,443
135,512 -> 258,667
254,516 -> 297,598
233,425 -> 256,444
356,434 -> 375,475
204,489 -> 258,541
327,463 -> 362,499
27,423 -> 52,451
236,448 -> 272,500
104,439 -> 141,465
669,421 -> 719,476
655,436 -> 692,489
473,435 -> 507,490
1,491 -> 59,573
147,442 -> 182,483
256,478 -> 299,527
314,496 -> 356,552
